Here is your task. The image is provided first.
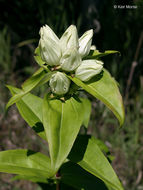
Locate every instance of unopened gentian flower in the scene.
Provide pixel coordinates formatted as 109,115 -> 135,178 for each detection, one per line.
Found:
78,29 -> 93,58
39,25 -> 61,66
38,24 -> 104,95
60,25 -> 79,53
75,60 -> 103,82
60,48 -> 81,72
49,72 -> 70,95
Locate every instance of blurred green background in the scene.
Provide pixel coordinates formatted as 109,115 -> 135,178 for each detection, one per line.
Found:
0,0 -> 143,189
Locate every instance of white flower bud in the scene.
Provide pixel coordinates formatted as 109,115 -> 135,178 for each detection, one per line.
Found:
60,25 -> 79,53
60,48 -> 82,72
75,59 -> 103,82
95,59 -> 104,65
40,25 -> 59,43
79,29 -> 93,58
90,45 -> 96,50
49,72 -> 70,95
39,25 -> 61,66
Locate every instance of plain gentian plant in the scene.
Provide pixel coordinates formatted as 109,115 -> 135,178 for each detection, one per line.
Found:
0,25 -> 125,190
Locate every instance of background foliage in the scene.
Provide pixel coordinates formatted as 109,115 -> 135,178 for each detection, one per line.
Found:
0,0 -> 143,189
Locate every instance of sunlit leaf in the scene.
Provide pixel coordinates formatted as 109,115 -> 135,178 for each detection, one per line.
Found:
69,135 -> 124,190
6,90 -> 26,110
86,50 -> 120,59
0,149 -> 53,178
7,85 -> 46,140
6,68 -> 46,109
43,96 -> 84,173
69,69 -> 125,126
12,175 -> 49,183
34,47 -> 50,72
81,98 -> 91,128
21,67 -> 46,91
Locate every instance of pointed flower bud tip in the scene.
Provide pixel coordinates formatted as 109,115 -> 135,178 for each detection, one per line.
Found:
40,25 -> 59,43
39,25 -> 61,66
90,45 -> 96,50
49,72 -> 70,95
75,59 -> 103,82
60,25 -> 79,53
79,29 -> 93,58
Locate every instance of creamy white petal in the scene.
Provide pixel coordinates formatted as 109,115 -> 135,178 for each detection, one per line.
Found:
60,25 -> 79,53
39,25 -> 61,66
39,38 -> 61,66
79,29 -> 93,58
40,25 -> 60,43
60,48 -> 81,72
75,59 -> 103,82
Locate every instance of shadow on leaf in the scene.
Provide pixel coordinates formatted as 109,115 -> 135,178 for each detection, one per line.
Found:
85,70 -> 103,85
60,161 -> 108,190
32,122 -> 44,133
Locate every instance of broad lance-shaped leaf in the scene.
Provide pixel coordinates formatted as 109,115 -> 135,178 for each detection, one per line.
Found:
80,98 -> 91,128
69,69 -> 125,126
86,50 -> 120,59
0,149 -> 54,178
43,96 -> 84,173
6,68 -> 47,109
69,135 -> 124,190
21,67 -> 45,91
7,85 -> 46,140
13,162 -> 108,189
12,175 -> 49,184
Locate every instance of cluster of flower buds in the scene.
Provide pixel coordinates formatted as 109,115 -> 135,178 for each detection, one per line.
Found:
39,25 -> 103,95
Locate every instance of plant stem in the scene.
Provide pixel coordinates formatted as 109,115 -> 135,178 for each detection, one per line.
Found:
125,31 -> 143,102
56,171 -> 60,190
56,182 -> 60,190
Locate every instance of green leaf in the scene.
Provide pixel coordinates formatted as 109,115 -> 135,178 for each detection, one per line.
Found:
93,138 -> 109,154
21,67 -> 46,91
34,47 -> 44,67
12,175 -> 77,190
6,91 -> 27,110
7,85 -> 46,140
0,149 -> 53,178
81,98 -> 91,128
6,68 -> 46,109
34,55 -> 45,67
35,46 -> 41,56
69,69 -> 125,126
43,96 -> 84,173
34,47 -> 50,72
37,71 -> 56,87
61,161 -> 108,190
34,56 -> 50,72
69,135 -> 124,190
86,50 -> 120,59
12,175 -> 49,184
93,138 -> 114,162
